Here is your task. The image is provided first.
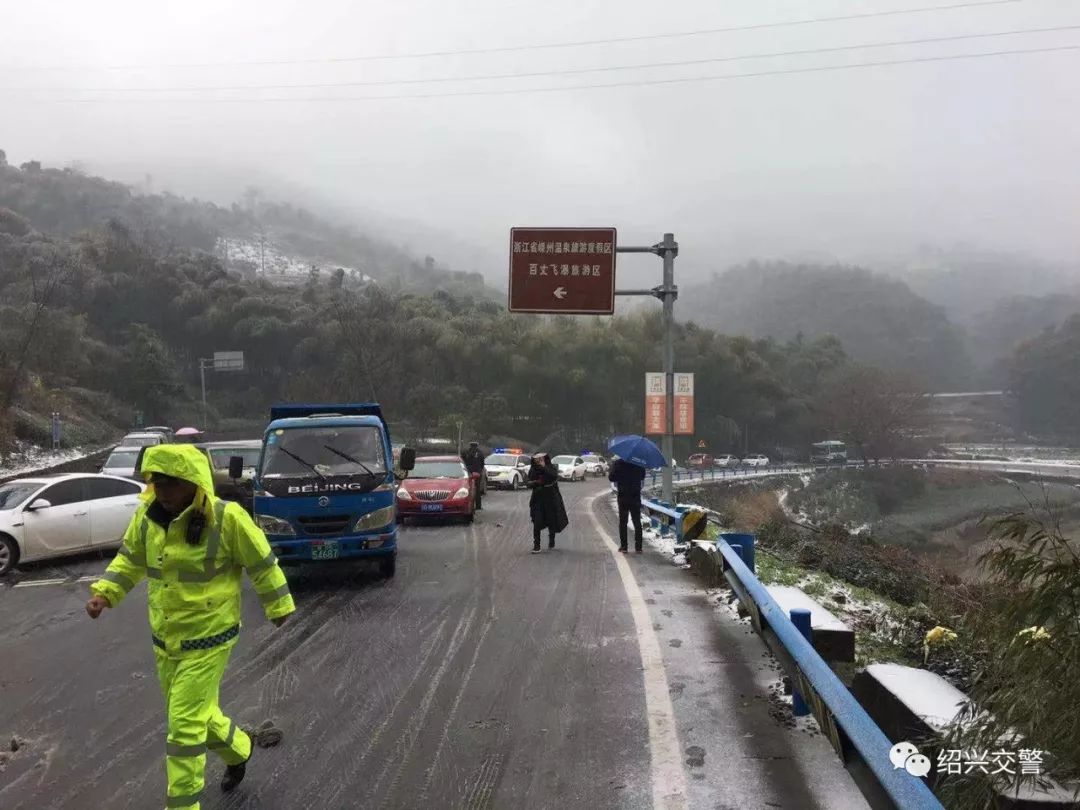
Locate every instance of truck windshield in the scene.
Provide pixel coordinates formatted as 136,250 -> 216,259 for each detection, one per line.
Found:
261,426 -> 387,479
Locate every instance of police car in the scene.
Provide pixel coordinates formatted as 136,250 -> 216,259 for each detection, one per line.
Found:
581,452 -> 610,477
484,449 -> 531,490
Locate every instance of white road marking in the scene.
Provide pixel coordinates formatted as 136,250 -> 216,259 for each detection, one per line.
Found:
587,491 -> 688,810
11,573 -> 103,588
13,578 -> 68,588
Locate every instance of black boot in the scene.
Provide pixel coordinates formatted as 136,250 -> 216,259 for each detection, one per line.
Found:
532,539 -> 541,554
221,754 -> 249,792
548,534 -> 555,550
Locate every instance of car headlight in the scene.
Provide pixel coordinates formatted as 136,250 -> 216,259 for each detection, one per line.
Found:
453,487 -> 470,499
397,487 -> 413,499
353,505 -> 395,532
256,514 -> 295,536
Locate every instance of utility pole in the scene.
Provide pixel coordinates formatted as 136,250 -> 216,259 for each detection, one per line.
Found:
199,358 -> 210,429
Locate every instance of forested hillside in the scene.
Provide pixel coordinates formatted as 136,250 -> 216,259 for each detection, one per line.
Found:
0,154 -> 492,298
683,261 -> 971,388
0,158 -> 871,458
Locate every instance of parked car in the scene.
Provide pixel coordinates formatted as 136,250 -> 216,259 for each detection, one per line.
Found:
485,451 -> 531,490
0,473 -> 147,575
100,446 -> 145,480
396,455 -> 478,523
713,454 -> 739,468
142,426 -> 176,443
119,431 -> 165,448
552,455 -> 588,482
582,453 -> 610,477
687,453 -> 714,469
196,440 -> 262,511
742,454 -> 770,467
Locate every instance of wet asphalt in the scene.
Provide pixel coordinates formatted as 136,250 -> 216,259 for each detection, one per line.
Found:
0,480 -> 867,810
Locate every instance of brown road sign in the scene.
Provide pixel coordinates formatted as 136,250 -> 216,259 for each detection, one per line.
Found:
509,227 -> 616,314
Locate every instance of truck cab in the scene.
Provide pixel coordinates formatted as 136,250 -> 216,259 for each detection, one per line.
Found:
249,404 -> 414,577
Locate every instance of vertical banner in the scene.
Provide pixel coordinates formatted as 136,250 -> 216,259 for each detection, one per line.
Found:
645,373 -> 666,435
674,373 -> 694,435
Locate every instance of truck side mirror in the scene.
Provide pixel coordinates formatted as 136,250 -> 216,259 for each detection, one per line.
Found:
228,455 -> 245,480
399,447 -> 416,472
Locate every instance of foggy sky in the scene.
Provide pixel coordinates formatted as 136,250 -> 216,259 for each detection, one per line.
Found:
1,0 -> 1078,286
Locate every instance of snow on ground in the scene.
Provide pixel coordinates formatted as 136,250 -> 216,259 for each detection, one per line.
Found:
218,237 -> 374,283
0,442 -> 98,478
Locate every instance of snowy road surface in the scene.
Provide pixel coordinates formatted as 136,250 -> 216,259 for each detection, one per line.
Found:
0,481 -> 867,809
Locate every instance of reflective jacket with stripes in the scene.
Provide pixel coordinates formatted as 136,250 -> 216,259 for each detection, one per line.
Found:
91,497 -> 295,657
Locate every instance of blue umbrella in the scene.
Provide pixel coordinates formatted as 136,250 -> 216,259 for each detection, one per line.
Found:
607,434 -> 666,469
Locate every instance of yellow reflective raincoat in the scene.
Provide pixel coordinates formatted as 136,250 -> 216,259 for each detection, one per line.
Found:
91,444 -> 295,809
91,444 -> 295,653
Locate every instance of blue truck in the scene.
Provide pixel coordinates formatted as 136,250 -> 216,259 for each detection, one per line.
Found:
247,404 -> 415,577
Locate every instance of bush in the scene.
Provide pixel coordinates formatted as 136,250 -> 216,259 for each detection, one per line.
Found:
939,511 -> 1080,807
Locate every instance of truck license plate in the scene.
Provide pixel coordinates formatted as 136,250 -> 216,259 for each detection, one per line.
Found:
421,503 -> 443,512
311,541 -> 340,560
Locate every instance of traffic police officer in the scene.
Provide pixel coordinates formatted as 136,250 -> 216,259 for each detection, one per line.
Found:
86,444 -> 295,809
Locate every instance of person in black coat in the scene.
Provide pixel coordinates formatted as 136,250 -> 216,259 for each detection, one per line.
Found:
608,457 -> 647,553
526,453 -> 568,553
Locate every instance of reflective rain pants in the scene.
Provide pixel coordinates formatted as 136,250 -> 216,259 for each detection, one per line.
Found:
154,646 -> 251,809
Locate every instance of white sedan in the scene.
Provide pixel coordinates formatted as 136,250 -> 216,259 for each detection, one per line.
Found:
742,454 -> 770,467
0,473 -> 146,575
552,455 -> 588,482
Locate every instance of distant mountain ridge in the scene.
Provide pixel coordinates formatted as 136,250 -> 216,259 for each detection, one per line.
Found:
0,155 -> 496,299
683,260 -> 971,387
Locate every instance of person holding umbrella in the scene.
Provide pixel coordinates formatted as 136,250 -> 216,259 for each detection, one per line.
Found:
606,435 -> 666,554
526,452 -> 568,553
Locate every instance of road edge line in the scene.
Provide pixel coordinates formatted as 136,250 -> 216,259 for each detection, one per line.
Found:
586,491 -> 688,810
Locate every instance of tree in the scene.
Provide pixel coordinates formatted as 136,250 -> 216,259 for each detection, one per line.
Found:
940,510 -> 1080,808
0,241 -> 82,412
1009,315 -> 1080,439
818,365 -> 929,464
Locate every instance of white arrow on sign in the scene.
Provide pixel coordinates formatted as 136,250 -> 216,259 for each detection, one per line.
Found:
554,287 -> 567,300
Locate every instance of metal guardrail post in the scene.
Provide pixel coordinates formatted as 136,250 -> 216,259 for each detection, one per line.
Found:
790,608 -> 812,717
720,532 -> 755,573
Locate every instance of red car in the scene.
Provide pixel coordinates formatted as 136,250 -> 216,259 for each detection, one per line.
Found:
687,453 -> 714,469
396,455 -> 478,523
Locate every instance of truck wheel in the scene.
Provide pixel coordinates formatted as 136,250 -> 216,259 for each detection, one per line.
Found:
379,553 -> 397,578
0,534 -> 19,576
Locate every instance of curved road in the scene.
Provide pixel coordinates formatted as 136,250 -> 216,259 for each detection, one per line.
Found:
1,480 -> 867,809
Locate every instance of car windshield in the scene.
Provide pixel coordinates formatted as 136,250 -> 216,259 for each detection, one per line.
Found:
412,460 -> 467,479
122,435 -> 158,447
104,450 -> 140,468
208,448 -> 261,469
552,455 -> 575,464
260,426 -> 386,478
486,454 -> 517,466
0,481 -> 41,509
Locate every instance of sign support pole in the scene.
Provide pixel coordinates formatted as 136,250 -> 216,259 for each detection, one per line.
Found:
616,233 -> 678,503
199,358 -> 210,430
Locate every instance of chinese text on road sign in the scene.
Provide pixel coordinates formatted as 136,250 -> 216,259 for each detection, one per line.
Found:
674,372 -> 694,435
645,373 -> 665,435
509,228 -> 617,314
